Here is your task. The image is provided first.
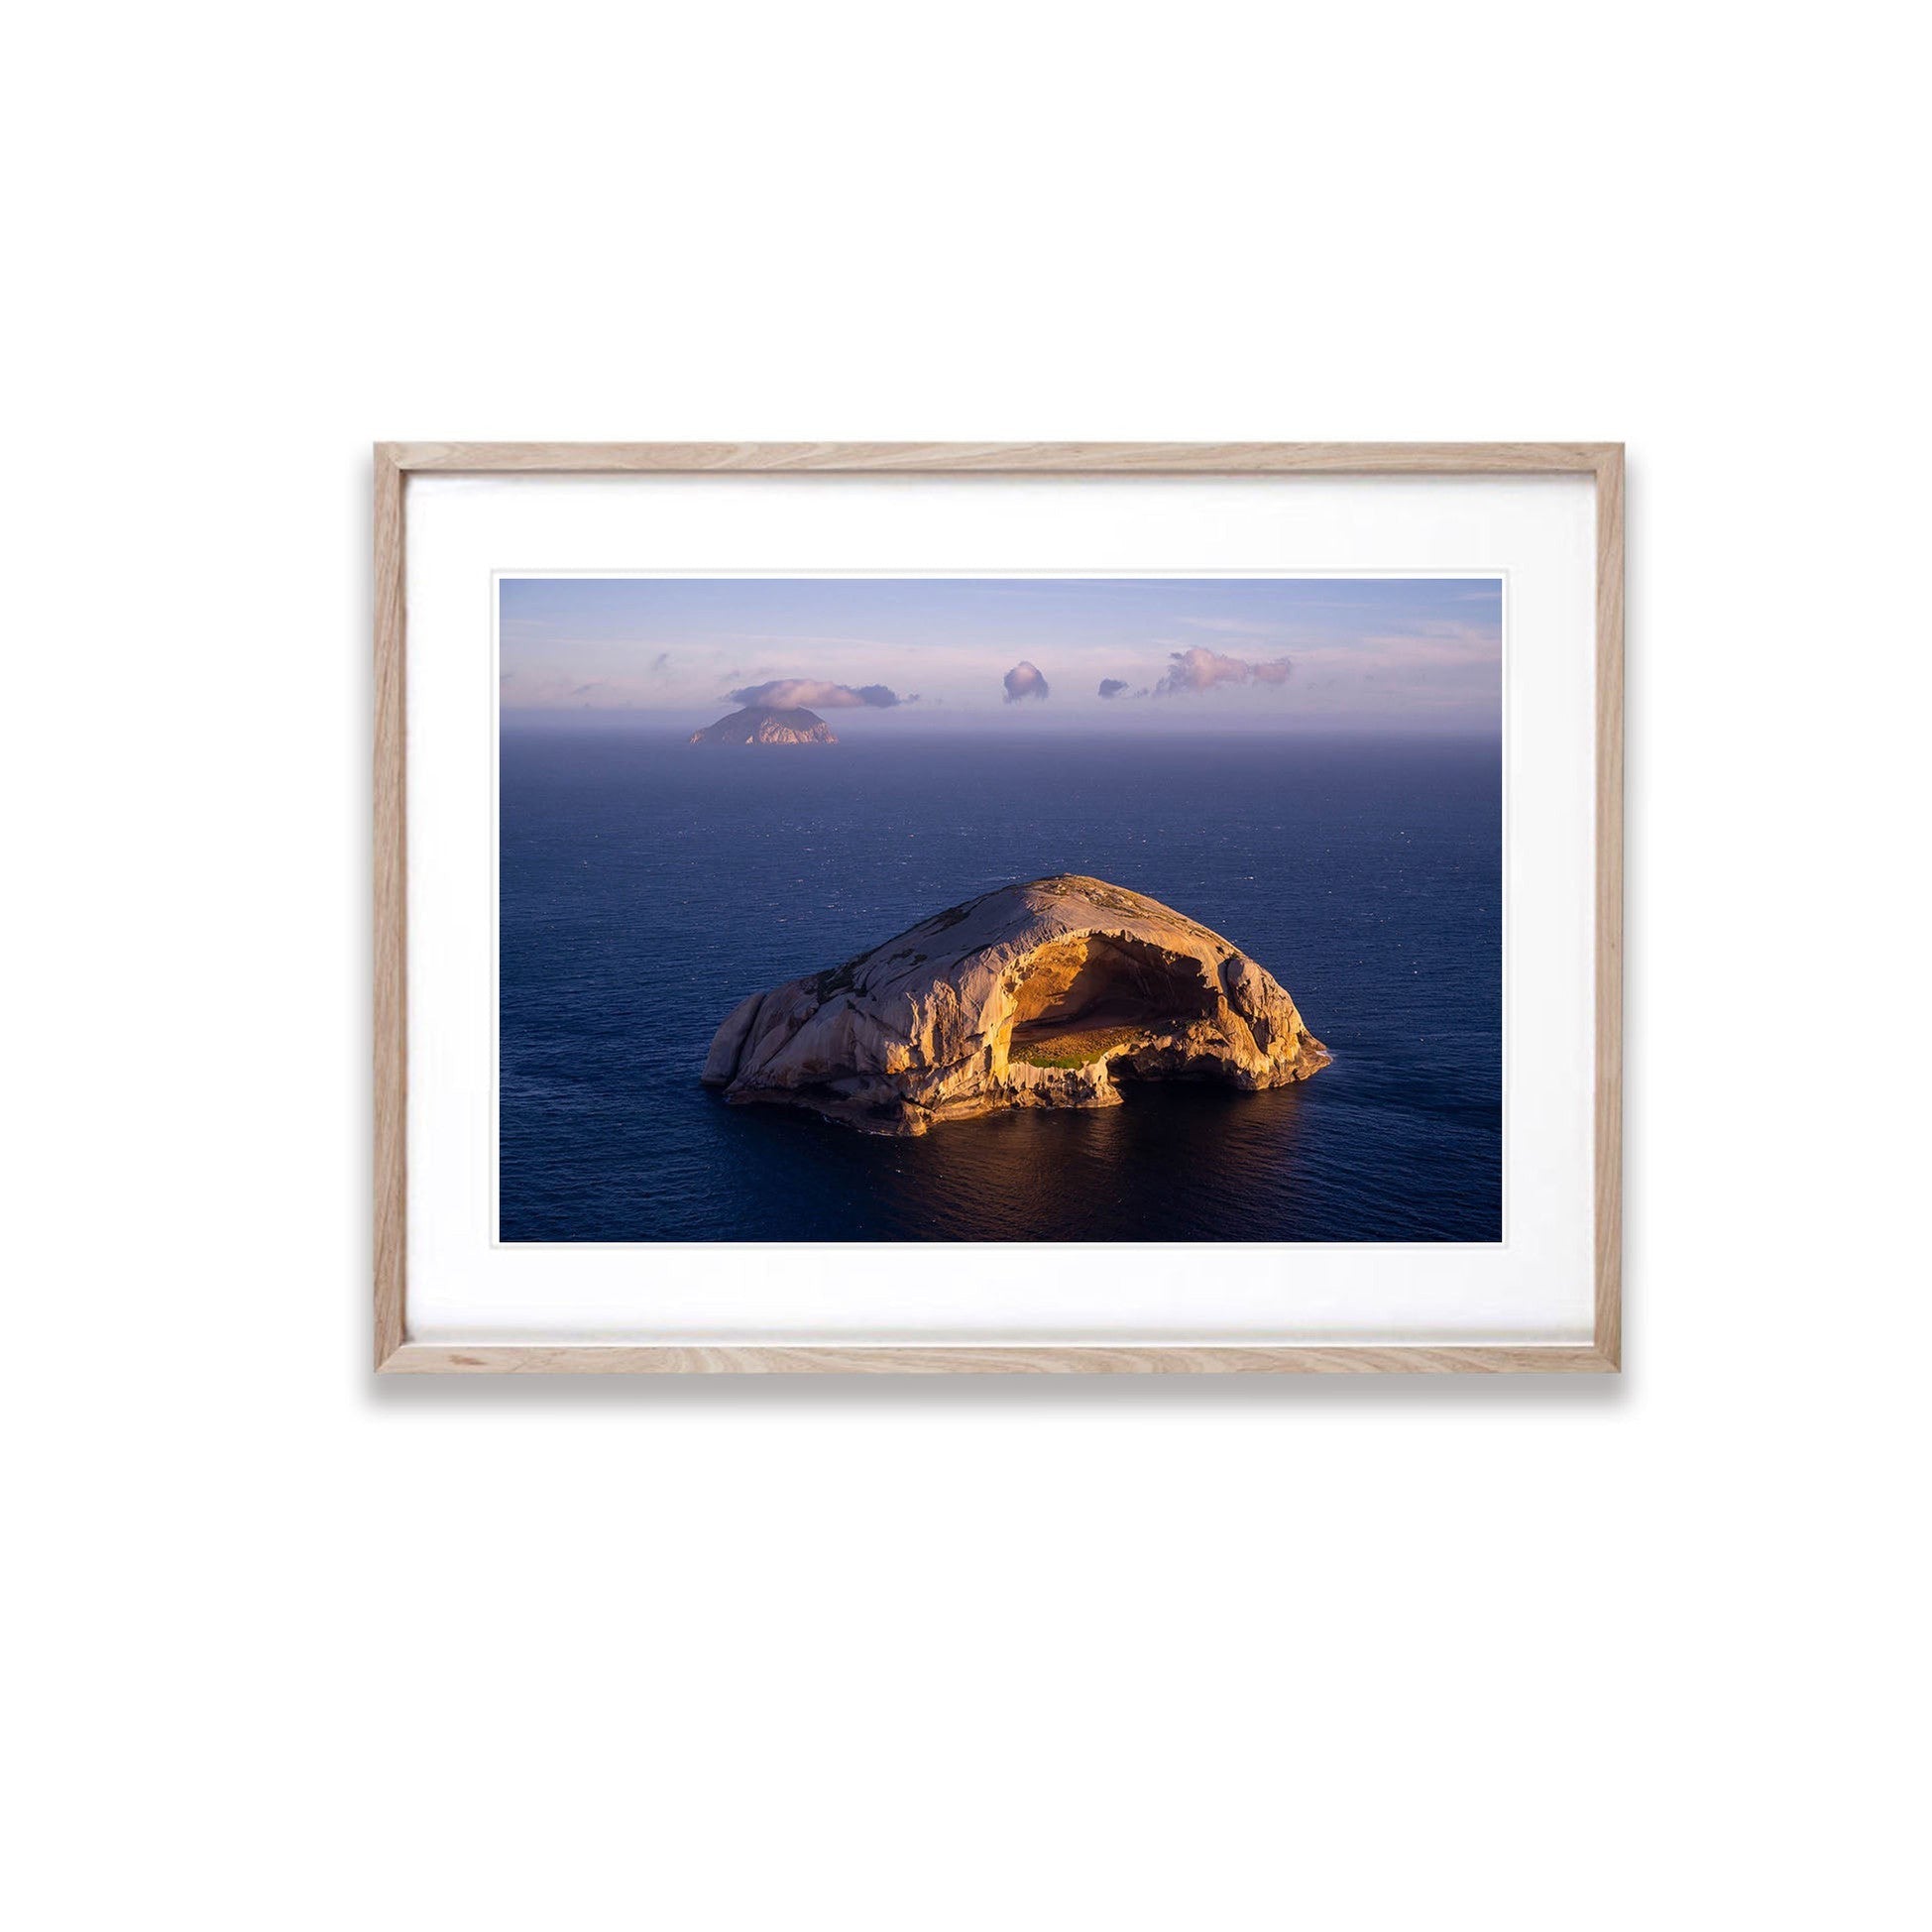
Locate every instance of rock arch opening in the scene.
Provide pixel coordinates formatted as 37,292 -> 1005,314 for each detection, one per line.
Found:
1006,936 -> 1216,1068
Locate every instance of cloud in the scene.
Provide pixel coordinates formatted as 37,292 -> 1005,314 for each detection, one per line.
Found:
728,677 -> 909,710
1003,660 -> 1050,703
1152,646 -> 1294,696
1097,678 -> 1129,700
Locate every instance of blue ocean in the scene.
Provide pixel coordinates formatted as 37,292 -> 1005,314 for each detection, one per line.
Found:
499,727 -> 1501,1242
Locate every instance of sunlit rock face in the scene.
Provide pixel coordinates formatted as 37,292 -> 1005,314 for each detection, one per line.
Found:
702,874 -> 1329,1136
688,706 -> 837,744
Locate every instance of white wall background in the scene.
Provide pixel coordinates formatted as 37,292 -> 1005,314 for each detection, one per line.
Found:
7,5 -> 1924,1928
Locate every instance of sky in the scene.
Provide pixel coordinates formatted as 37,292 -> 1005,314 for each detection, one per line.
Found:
499,576 -> 1502,731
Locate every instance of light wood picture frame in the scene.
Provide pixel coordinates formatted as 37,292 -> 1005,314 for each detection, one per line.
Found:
375,442 -> 1623,1373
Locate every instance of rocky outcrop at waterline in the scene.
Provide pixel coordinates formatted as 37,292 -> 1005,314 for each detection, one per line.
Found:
688,706 -> 837,745
701,874 -> 1329,1136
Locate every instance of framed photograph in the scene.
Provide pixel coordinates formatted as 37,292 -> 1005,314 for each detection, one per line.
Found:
376,442 -> 1622,1372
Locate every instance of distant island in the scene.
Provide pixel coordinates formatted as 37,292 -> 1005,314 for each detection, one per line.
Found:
703,874 -> 1329,1135
689,705 -> 836,745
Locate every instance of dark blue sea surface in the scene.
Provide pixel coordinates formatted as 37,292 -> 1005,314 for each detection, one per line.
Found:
500,728 -> 1500,1241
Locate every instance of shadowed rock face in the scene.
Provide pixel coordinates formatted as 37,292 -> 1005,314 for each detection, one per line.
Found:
702,874 -> 1329,1136
689,706 -> 836,745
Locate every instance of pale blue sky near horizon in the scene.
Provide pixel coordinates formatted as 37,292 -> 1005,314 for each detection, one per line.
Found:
500,576 -> 1502,731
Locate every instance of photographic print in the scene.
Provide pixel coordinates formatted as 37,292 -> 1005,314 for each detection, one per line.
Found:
499,573 -> 1503,1244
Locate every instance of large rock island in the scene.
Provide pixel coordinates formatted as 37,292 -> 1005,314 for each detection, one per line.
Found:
689,705 -> 837,745
702,874 -> 1329,1135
